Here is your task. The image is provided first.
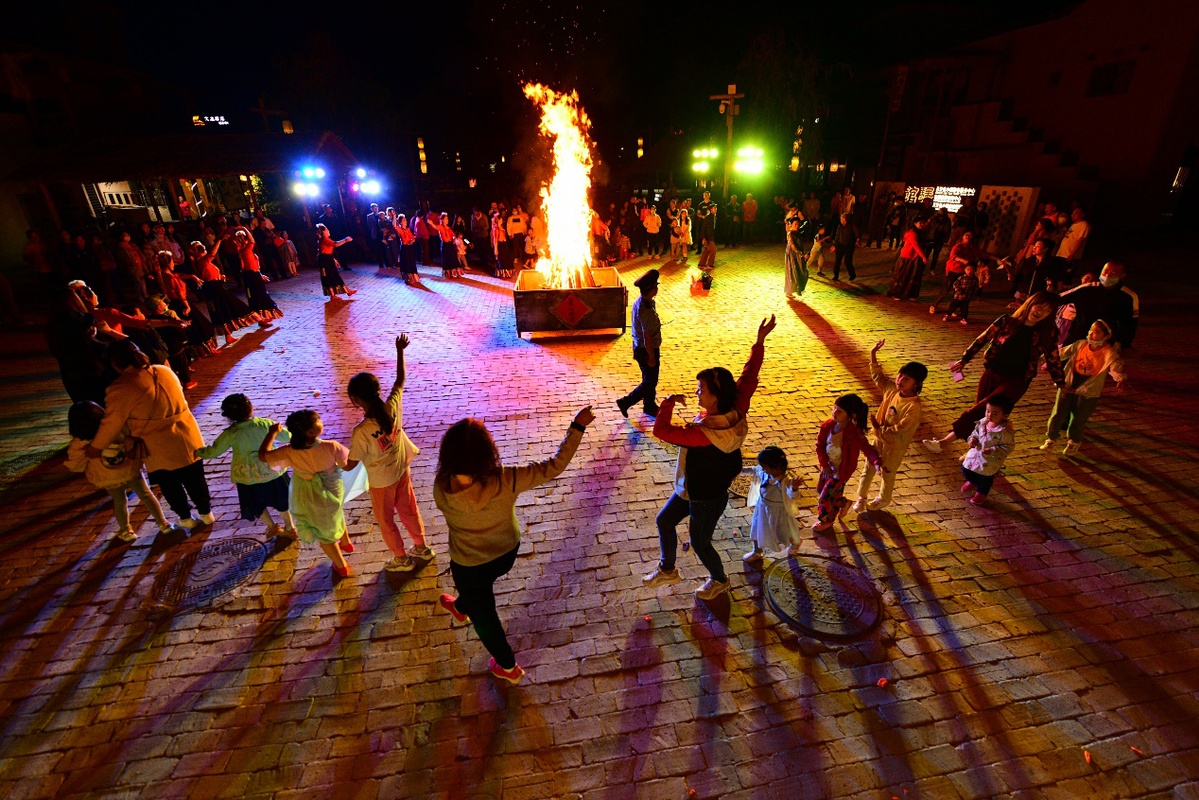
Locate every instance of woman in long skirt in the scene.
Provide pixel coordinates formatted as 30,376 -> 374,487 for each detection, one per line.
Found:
784,219 -> 808,299
316,224 -> 357,300
887,220 -> 931,301
189,242 -> 256,345
396,215 -> 421,285
235,231 -> 283,325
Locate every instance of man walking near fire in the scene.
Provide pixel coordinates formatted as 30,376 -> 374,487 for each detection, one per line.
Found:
617,269 -> 662,419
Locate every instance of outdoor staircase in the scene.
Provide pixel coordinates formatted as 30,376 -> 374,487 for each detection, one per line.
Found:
908,97 -> 1101,202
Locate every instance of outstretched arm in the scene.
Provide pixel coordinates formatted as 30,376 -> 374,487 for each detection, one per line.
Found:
395,333 -> 409,390
512,406 -> 594,493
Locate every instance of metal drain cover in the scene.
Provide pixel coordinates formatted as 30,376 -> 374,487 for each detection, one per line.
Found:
150,536 -> 268,614
763,555 -> 882,641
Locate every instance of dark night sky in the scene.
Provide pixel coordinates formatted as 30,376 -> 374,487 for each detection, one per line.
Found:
12,0 -> 1080,176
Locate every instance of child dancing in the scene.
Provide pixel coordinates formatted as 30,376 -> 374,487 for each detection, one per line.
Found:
961,396 -> 1016,506
814,394 -> 883,532
854,340 -> 925,512
743,445 -> 802,563
1041,320 -> 1125,456
345,334 -> 433,572
196,393 -> 296,538
259,410 -> 354,577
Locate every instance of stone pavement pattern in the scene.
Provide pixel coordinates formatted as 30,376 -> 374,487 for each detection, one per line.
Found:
1,242 -> 1198,799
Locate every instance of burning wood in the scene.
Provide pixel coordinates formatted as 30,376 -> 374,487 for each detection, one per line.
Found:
523,83 -> 598,290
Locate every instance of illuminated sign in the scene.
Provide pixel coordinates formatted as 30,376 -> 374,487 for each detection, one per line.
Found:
904,185 -> 975,212
192,115 -> 230,127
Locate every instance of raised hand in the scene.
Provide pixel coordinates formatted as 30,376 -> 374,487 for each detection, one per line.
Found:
871,339 -> 886,356
666,393 -> 688,405
397,333 -> 410,351
756,314 -> 778,344
574,405 -> 596,427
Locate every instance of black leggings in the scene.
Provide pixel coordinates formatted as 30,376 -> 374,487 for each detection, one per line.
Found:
657,492 -> 729,582
148,459 -> 212,518
450,545 -> 520,669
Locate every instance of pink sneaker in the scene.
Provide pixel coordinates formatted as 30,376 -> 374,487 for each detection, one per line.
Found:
439,593 -> 470,625
489,657 -> 525,684
970,492 -> 988,506
960,481 -> 974,493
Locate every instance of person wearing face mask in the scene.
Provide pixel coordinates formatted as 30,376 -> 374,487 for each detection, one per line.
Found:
923,291 -> 1066,453
1040,320 -> 1126,456
642,316 -> 776,601
1055,262 -> 1139,349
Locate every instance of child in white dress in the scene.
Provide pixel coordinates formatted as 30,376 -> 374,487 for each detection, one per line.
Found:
744,446 -> 803,563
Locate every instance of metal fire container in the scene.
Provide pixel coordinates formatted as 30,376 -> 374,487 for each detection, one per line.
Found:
513,267 -> 628,337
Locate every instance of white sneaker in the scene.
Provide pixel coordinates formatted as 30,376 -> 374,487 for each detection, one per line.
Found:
177,516 -> 200,529
384,556 -> 415,572
157,523 -> 183,535
409,545 -> 435,560
1039,439 -> 1057,451
922,439 -> 943,454
1062,440 -> 1082,456
867,498 -> 888,511
197,512 -> 216,526
113,529 -> 136,543
742,548 -> 764,564
695,578 -> 731,600
642,567 -> 682,587
851,499 -> 867,513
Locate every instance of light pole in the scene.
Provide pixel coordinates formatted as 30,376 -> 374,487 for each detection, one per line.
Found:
708,84 -> 744,201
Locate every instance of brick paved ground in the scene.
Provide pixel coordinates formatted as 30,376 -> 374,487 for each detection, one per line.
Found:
1,239 -> 1197,799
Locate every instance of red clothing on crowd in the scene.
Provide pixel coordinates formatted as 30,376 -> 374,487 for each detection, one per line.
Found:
195,256 -> 222,282
742,198 -> 758,223
816,419 -> 882,483
160,271 -> 188,302
946,242 -> 991,274
237,240 -> 260,272
899,229 -> 925,260
652,344 -> 764,448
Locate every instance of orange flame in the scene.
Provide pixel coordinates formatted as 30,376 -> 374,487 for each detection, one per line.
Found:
523,83 -> 597,289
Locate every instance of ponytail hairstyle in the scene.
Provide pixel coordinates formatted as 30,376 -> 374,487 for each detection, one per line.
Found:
695,366 -> 738,414
835,393 -> 870,431
347,372 -> 395,434
285,409 -> 322,450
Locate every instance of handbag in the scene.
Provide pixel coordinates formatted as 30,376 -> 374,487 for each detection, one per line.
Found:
125,436 -> 150,461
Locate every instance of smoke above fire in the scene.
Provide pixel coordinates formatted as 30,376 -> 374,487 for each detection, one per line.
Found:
523,83 -> 597,290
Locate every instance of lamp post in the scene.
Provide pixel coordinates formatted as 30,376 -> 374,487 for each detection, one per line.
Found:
708,84 -> 744,201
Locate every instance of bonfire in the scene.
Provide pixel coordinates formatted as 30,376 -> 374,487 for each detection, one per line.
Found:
523,83 -> 598,290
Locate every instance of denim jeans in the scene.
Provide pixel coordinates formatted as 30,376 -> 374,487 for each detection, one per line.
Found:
656,492 -> 729,582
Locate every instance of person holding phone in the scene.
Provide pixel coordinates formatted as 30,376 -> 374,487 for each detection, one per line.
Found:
924,291 -> 1065,453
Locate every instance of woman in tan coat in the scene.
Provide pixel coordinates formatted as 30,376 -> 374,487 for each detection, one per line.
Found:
87,340 -> 214,530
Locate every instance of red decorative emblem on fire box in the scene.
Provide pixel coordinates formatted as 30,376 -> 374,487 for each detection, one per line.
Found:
550,293 -> 593,328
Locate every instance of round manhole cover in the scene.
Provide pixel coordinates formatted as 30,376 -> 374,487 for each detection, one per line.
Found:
150,536 -> 268,614
764,555 -> 882,641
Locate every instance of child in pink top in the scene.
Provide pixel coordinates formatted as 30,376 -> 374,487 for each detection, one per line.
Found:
259,409 -> 353,577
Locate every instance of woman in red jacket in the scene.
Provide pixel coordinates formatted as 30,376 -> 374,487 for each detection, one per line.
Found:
642,316 -> 776,601
814,394 -> 884,532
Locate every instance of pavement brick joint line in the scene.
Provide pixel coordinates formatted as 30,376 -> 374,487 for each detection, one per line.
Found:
0,245 -> 1197,799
